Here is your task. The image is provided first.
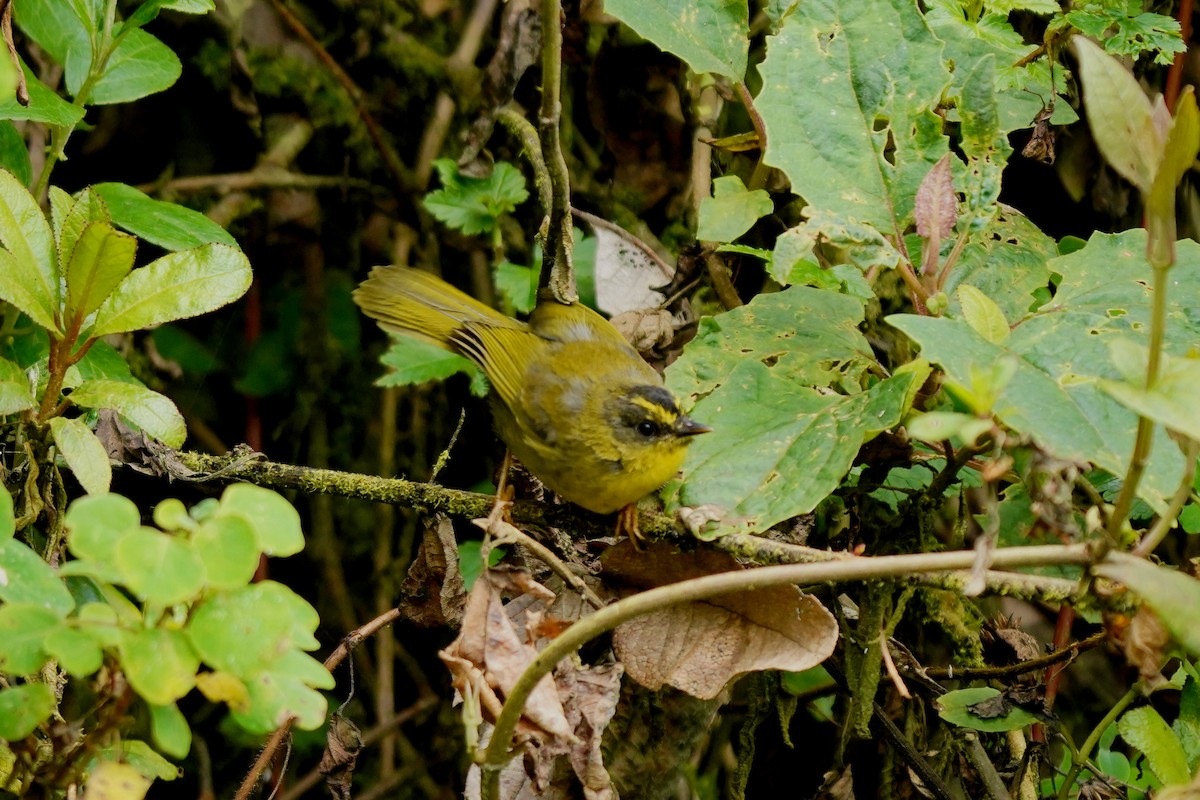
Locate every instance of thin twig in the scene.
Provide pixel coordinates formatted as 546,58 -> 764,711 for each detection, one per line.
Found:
924,630 -> 1107,681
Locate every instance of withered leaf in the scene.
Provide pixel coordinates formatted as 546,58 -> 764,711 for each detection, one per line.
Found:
400,515 -> 466,627
318,712 -> 362,800
603,543 -> 838,699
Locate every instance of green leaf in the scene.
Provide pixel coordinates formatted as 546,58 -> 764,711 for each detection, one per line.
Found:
0,356 -> 35,414
1101,342 -> 1200,440
955,285 -> 1009,343
215,483 -> 303,558
93,182 -> 237,250
65,222 -> 138,321
1071,36 -> 1161,193
1094,554 -> 1200,658
66,28 -> 182,105
757,0 -> 949,236
91,243 -> 252,336
57,189 -> 112,283
1066,7 -> 1186,66
13,0 -> 90,64
0,604 -> 61,674
186,581 -> 319,677
148,702 -> 192,759
106,740 -> 182,781
672,360 -> 928,534
191,516 -> 259,590
1118,706 -> 1191,784
377,335 -> 488,397
0,123 -> 31,187
43,625 -> 103,677
1146,88 -> 1200,267
604,0 -> 748,79
119,628 -> 200,705
493,261 -> 537,314
944,209 -> 1055,321
68,379 -> 186,447
115,527 -> 205,605
0,684 -> 56,740
0,65 -> 87,128
1174,675 -> 1200,768
423,160 -> 528,235
232,668 -> 329,733
125,0 -> 216,30
65,493 -> 141,563
49,417 -> 112,496
697,176 -> 773,243
906,411 -> 991,445
0,169 -> 59,332
771,208 -> 902,283
937,687 -> 1038,732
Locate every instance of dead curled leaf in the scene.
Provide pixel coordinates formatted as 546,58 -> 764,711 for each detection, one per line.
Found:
399,515 -> 467,627
451,569 -> 624,800
602,543 -> 839,699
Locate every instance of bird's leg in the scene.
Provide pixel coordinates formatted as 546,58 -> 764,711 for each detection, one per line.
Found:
615,503 -> 644,551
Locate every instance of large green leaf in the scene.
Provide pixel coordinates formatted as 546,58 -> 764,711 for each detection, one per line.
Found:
187,581 -> 320,677
943,209 -> 1055,322
65,222 -> 138,321
1118,706 -> 1191,785
757,0 -> 950,236
891,229 -> 1200,511
119,628 -> 200,705
13,0 -> 90,65
93,182 -> 236,250
697,176 -> 773,243
0,170 -> 59,332
377,335 -> 488,397
603,0 -> 748,79
69,379 -> 186,447
114,527 -> 205,605
215,483 -> 303,557
65,28 -> 182,106
49,417 -> 112,496
91,243 -> 252,336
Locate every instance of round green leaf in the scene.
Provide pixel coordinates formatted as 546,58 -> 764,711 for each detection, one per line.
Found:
216,484 -> 303,557
119,628 -> 199,705
0,683 -> 56,740
149,702 -> 191,759
65,493 -> 141,562
91,243 -> 251,337
68,380 -> 186,448
186,581 -> 319,677
231,671 -> 328,733
936,687 -> 1038,733
152,498 -> 192,532
191,516 -> 259,590
114,527 -> 205,605
0,604 -> 62,674
76,601 -> 125,648
43,625 -> 103,677
0,538 -> 74,615
48,416 -> 112,496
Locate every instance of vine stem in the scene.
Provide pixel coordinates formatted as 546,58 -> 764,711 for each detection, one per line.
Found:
537,0 -> 576,302
478,543 -> 1095,799
1054,682 -> 1142,800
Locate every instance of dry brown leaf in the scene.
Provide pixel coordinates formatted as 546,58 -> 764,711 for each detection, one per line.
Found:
817,765 -> 856,799
318,712 -> 362,800
603,543 -> 838,699
400,515 -> 466,627
440,570 -> 573,742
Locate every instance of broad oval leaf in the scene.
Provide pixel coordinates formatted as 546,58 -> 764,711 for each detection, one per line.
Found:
114,527 -> 206,605
0,65 -> 86,128
1118,706 -> 1191,784
93,182 -> 237,250
937,687 -> 1038,732
91,242 -> 251,336
67,28 -> 182,105
69,379 -> 186,447
43,626 -> 104,677
65,222 -> 137,321
191,516 -> 259,590
0,170 -> 59,332
215,483 -> 303,557
0,683 -> 56,740
58,189 -> 113,289
48,417 -> 112,496
697,176 -> 773,243
956,285 -> 1009,343
65,493 -> 141,563
149,702 -> 192,759
119,628 -> 200,705
0,603 -> 61,674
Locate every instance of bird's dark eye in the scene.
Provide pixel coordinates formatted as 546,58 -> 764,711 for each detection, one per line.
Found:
636,421 -> 658,438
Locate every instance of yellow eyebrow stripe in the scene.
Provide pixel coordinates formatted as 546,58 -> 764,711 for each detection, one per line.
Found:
629,396 -> 678,425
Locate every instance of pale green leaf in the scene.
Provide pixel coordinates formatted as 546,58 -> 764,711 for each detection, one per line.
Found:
119,628 -> 200,705
191,516 -> 258,590
67,28 -> 182,105
0,170 -> 58,331
1118,706 -> 1191,784
93,182 -> 236,250
216,483 -> 303,557
956,285 -> 1009,343
0,65 -> 86,128
0,604 -> 60,674
49,417 -> 111,496
148,703 -> 192,759
91,243 -> 252,336
493,261 -> 537,314
65,222 -> 137,321
604,0 -> 747,78
12,0 -> 90,64
937,687 -> 1038,732
68,379 -> 186,447
0,357 -> 35,415
65,493 -> 141,563
0,538 -> 74,615
57,189 -> 112,286
944,209 -> 1055,321
423,160 -> 529,235
43,626 -> 103,677
377,335 -> 488,397
0,684 -> 56,740
115,527 -> 205,605
125,0 -> 216,30
1072,36 -> 1161,192
697,175 -> 773,243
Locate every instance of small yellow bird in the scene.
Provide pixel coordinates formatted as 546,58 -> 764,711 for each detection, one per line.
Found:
353,266 -> 709,524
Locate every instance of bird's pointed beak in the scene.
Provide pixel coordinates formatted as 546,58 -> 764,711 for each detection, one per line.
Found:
673,416 -> 712,437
